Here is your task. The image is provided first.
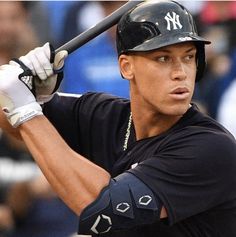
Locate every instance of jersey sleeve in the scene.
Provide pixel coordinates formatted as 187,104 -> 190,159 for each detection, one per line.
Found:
43,92 -> 130,172
128,127 -> 236,225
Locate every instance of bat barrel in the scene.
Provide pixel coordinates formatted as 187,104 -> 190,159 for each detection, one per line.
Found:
55,0 -> 143,54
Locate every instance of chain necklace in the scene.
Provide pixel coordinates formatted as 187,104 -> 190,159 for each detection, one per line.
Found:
123,112 -> 132,151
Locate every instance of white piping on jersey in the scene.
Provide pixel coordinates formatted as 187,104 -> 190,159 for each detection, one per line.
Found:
56,92 -> 82,98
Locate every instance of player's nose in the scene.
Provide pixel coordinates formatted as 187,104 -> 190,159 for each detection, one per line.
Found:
171,59 -> 187,81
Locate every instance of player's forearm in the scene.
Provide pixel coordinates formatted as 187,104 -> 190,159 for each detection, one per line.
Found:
19,115 -> 111,216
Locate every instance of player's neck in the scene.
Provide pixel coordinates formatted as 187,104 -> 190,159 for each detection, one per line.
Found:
133,114 -> 180,140
131,104 -> 181,141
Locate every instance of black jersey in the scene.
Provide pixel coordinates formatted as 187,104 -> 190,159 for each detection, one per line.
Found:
44,92 -> 236,237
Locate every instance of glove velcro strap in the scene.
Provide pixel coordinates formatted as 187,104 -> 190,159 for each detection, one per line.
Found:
5,102 -> 43,128
10,58 -> 36,96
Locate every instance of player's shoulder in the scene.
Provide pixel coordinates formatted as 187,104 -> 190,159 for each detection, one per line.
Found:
163,104 -> 236,161
180,103 -> 235,139
47,92 -> 131,124
180,107 -> 236,167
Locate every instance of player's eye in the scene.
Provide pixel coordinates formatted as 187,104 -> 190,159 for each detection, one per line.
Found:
156,56 -> 170,63
185,54 -> 194,60
183,53 -> 196,63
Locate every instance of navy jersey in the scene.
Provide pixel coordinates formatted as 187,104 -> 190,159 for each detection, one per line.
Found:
43,92 -> 236,237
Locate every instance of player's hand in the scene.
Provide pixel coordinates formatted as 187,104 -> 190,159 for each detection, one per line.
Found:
10,42 -> 68,104
0,64 -> 43,127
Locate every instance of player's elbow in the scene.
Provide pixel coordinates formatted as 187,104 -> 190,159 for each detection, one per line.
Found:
78,172 -> 164,235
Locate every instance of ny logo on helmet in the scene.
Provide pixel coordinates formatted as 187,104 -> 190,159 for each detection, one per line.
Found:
164,12 -> 183,31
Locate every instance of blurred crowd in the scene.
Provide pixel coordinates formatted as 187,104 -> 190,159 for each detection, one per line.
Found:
0,1 -> 236,237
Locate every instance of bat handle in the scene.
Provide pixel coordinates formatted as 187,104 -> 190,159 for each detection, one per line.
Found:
55,0 -> 143,54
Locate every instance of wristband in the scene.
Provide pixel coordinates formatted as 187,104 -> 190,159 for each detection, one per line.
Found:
3,102 -> 43,128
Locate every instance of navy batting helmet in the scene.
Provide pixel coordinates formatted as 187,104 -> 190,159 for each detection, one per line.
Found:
116,0 -> 211,81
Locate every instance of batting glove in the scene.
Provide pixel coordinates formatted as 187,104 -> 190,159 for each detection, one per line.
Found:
10,42 -> 68,104
0,64 -> 43,128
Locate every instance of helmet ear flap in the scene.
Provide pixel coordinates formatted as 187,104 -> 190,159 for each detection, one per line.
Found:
196,44 -> 207,81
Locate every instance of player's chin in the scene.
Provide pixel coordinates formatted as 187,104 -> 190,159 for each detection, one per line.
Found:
165,102 -> 190,116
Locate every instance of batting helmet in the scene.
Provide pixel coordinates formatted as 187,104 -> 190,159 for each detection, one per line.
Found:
116,0 -> 211,81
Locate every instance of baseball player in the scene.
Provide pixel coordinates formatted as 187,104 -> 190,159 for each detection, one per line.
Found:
0,1 -> 236,236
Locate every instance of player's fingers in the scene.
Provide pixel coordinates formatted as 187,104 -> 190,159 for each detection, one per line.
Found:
32,46 -> 54,79
19,44 -> 53,80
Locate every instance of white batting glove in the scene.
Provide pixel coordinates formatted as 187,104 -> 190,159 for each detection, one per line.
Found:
0,64 -> 43,128
10,42 -> 68,104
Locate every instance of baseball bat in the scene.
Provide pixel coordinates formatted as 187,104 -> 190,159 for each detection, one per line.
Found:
55,0 -> 143,54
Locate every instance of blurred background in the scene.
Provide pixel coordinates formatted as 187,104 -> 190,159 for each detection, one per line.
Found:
0,1 -> 236,237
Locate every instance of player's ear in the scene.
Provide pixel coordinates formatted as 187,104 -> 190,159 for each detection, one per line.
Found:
118,55 -> 134,80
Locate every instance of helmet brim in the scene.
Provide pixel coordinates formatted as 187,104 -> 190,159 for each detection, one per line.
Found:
126,33 -> 211,53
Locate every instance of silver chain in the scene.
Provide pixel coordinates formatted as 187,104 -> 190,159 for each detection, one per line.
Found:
123,112 -> 132,151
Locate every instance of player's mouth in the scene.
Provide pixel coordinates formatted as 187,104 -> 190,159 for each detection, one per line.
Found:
169,87 -> 190,100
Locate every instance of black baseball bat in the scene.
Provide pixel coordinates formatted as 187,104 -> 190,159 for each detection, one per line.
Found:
55,0 -> 143,54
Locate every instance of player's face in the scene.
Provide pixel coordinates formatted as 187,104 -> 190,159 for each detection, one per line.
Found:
122,42 -> 197,117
